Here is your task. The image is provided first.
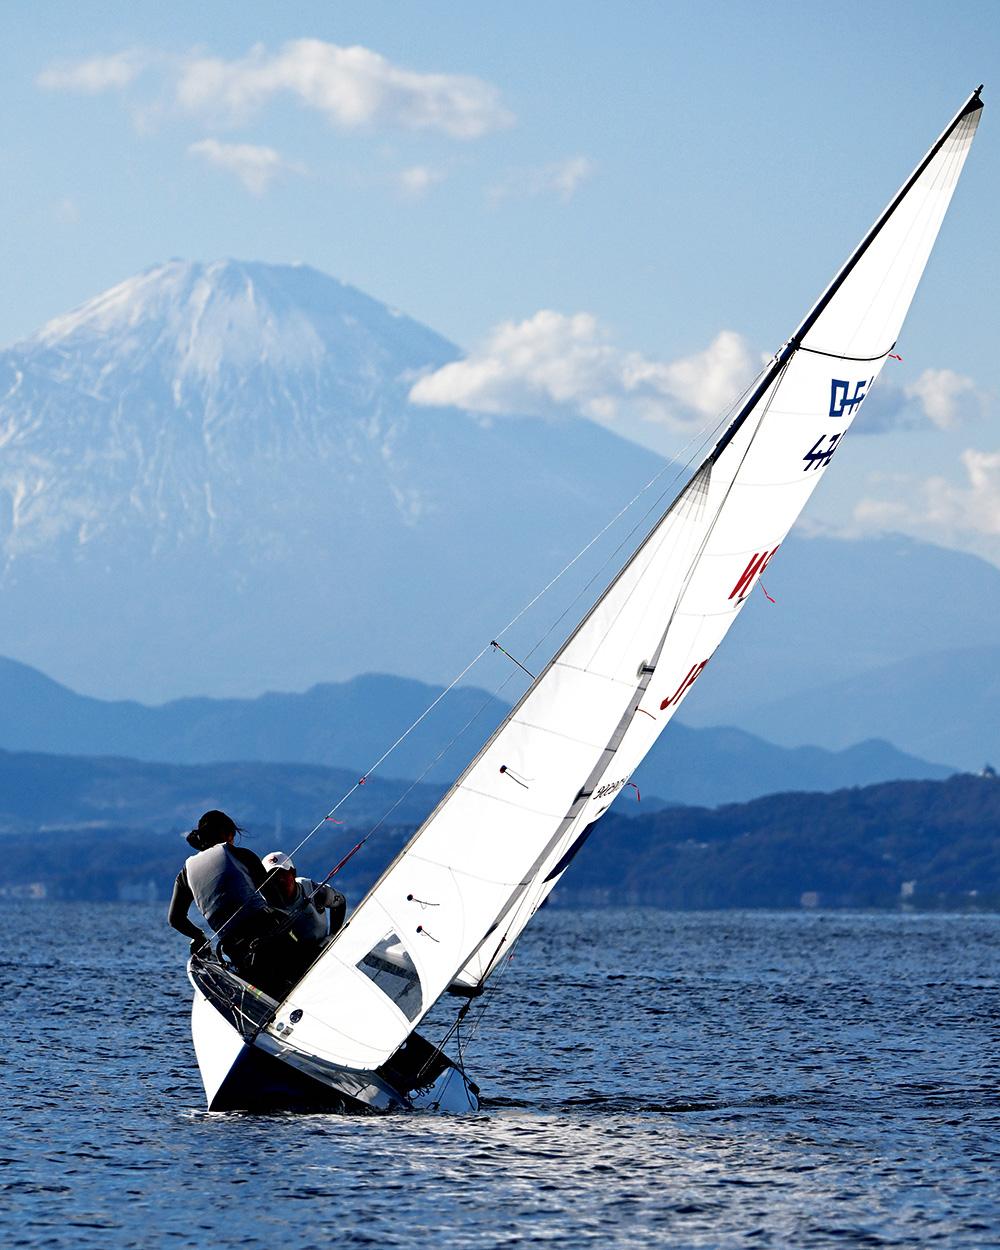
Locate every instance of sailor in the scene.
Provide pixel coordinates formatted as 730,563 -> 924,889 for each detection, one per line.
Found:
261,850 -> 347,974
167,810 -> 292,992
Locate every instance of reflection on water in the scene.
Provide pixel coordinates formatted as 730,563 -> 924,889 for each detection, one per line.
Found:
4,905 -> 998,1247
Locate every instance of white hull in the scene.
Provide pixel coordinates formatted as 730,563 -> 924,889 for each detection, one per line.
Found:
189,963 -> 479,1113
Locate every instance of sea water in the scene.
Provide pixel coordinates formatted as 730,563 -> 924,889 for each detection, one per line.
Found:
3,905 -> 998,1248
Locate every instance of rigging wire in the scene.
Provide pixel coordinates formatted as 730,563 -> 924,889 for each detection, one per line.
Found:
201,356 -> 768,951
295,372 -> 758,883
416,943 -> 518,1090
430,350 -> 797,1072
418,927 -> 523,1091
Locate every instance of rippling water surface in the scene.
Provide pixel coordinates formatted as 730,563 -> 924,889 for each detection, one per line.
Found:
4,905 -> 998,1248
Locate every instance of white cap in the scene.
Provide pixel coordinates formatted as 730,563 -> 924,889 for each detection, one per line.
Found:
262,851 -> 295,873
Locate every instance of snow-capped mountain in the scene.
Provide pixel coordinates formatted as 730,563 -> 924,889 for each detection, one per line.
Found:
0,260 -> 460,558
0,260 -> 661,699
3,257 -> 1000,757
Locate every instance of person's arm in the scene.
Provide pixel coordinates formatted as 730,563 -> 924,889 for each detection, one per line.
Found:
167,870 -> 205,943
310,881 -> 347,934
327,888 -> 347,935
301,878 -> 331,908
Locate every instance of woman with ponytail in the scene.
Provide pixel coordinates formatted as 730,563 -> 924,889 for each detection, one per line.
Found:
167,810 -> 294,994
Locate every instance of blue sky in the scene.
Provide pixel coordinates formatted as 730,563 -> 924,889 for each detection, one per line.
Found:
3,1 -> 998,562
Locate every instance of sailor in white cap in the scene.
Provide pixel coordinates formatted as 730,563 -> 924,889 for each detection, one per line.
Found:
261,851 -> 347,971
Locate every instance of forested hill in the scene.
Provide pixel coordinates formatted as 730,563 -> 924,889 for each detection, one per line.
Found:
553,774 -> 1000,910
2,773 -> 998,910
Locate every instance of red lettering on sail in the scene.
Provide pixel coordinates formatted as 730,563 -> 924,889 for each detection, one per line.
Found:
660,660 -> 708,710
729,545 -> 780,602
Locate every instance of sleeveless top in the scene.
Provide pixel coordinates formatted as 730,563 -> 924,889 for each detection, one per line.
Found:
184,844 -> 268,934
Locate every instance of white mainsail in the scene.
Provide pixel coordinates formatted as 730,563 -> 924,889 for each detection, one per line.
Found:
273,90 -> 982,1073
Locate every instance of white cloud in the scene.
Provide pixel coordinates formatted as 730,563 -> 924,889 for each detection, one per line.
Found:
905,368 -> 980,430
489,155 -> 595,203
396,164 -> 447,197
855,449 -> 1000,540
176,40 -> 513,138
855,365 -> 987,434
188,139 -> 304,196
408,311 -> 755,428
627,330 -> 756,420
547,156 -> 594,199
37,50 -> 147,94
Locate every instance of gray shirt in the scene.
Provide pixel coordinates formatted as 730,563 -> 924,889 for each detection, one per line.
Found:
184,844 -> 269,934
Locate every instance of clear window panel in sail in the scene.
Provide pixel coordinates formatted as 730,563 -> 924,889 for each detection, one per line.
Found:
357,932 -> 423,1022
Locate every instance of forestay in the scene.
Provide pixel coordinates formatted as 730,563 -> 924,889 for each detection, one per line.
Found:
272,90 -> 982,1073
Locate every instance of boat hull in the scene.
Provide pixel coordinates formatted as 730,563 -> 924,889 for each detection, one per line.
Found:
189,961 -> 479,1114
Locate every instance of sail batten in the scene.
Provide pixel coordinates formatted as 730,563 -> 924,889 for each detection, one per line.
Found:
272,90 -> 983,1070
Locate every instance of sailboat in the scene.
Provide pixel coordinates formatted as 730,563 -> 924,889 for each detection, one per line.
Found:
189,88 -> 983,1112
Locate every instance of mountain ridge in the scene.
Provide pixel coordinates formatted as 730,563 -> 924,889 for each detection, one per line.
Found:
0,656 -> 954,806
553,774 -> 1000,910
2,773 -> 996,910
736,644 -> 1000,768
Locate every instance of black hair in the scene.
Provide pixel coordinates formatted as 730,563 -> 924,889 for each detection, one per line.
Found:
185,810 -> 245,852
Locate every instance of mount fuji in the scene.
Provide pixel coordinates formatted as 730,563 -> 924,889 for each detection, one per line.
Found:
0,260 -> 660,700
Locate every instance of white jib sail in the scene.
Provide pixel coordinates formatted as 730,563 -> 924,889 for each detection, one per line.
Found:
273,90 -> 982,1072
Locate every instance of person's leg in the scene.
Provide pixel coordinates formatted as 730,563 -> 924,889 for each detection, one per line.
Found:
221,911 -> 289,994
244,918 -> 307,998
